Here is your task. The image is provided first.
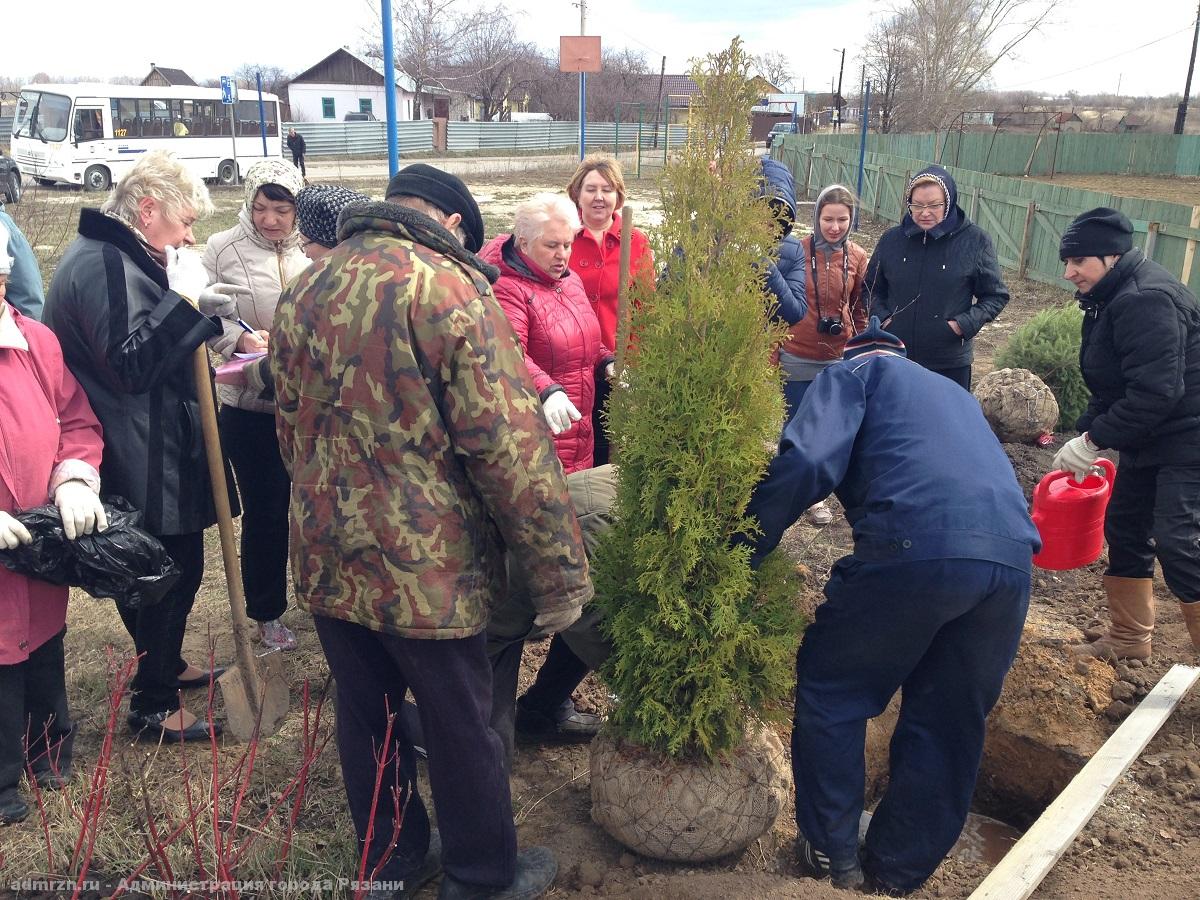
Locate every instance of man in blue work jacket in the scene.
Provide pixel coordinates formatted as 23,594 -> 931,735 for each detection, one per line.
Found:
744,318 -> 1041,894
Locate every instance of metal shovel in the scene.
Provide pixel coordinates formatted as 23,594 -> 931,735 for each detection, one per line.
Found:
192,345 -> 290,740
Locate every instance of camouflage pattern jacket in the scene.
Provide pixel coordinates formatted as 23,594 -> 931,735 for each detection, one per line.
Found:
271,202 -> 592,639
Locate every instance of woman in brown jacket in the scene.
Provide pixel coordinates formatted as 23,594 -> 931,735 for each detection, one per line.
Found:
777,184 -> 869,524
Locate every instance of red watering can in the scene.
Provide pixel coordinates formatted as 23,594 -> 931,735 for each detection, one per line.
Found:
1031,457 -> 1116,570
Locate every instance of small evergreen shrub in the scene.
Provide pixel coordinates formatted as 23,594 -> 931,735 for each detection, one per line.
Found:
995,304 -> 1088,432
593,38 -> 805,764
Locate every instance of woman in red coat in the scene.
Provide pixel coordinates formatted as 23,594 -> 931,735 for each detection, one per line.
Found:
480,192 -> 614,474
480,193 -> 613,744
566,155 -> 654,464
0,224 -> 105,826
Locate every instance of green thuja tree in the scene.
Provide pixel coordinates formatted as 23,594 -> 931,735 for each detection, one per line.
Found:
593,38 -> 804,764
995,304 -> 1088,431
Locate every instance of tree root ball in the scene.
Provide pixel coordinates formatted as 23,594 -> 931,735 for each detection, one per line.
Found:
589,720 -> 791,862
974,367 -> 1060,444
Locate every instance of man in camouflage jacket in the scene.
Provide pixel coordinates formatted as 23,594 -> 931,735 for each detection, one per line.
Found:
271,166 -> 591,899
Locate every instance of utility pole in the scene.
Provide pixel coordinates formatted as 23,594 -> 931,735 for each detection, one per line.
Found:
1176,0 -> 1200,135
834,47 -> 846,132
578,0 -> 588,158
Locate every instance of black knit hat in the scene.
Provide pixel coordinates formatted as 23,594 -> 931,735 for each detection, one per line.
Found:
386,164 -> 484,252
843,316 -> 907,360
296,185 -> 371,248
1059,207 -> 1134,260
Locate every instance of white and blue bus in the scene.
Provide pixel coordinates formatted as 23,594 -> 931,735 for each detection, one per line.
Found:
10,83 -> 283,191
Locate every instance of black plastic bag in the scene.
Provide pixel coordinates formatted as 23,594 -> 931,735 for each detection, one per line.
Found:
0,496 -> 180,608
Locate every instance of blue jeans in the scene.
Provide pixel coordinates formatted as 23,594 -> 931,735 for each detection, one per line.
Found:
783,379 -> 812,427
792,557 -> 1029,891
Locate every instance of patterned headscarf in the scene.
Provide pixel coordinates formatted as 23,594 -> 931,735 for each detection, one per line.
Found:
296,185 -> 372,248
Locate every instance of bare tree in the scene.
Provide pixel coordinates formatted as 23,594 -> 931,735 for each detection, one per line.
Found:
450,7 -> 539,121
863,0 -> 1056,133
862,11 -> 913,133
395,0 -> 479,117
754,52 -> 793,92
234,64 -> 291,96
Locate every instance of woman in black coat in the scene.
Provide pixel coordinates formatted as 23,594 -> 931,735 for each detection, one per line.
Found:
862,165 -> 1009,390
45,151 -> 239,741
1052,207 -> 1200,661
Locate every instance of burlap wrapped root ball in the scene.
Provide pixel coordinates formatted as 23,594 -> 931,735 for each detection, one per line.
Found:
973,367 -> 1060,444
589,720 -> 791,862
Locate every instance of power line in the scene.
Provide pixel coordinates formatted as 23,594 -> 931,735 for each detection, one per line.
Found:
996,20 -> 1196,90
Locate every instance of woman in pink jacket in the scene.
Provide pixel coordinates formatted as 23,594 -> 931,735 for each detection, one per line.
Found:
0,222 -> 105,826
479,193 -> 614,474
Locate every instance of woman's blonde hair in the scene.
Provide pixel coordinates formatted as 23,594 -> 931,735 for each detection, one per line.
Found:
566,154 -> 626,210
512,193 -> 580,245
101,151 -> 215,226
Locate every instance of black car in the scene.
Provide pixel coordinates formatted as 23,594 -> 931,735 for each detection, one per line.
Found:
765,122 -> 798,149
0,148 -> 20,204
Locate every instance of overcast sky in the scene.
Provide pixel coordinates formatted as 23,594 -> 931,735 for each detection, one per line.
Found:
8,0 -> 1198,99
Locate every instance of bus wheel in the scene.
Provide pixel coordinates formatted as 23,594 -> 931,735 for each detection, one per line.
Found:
217,160 -> 238,185
83,165 -> 112,192
4,172 -> 20,204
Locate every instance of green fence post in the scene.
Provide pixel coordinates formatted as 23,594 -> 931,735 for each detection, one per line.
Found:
663,95 -> 670,167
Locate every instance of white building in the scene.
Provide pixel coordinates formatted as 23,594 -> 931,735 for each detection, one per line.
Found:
287,48 -> 418,122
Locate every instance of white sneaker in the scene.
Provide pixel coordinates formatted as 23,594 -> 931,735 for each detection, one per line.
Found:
807,502 -> 834,526
258,619 -> 298,651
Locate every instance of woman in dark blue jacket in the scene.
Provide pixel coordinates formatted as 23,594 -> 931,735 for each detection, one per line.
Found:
759,158 -> 807,327
862,165 -> 1009,389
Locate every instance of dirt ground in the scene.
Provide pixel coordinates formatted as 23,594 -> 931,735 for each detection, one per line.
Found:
1026,172 -> 1200,208
2,169 -> 1197,900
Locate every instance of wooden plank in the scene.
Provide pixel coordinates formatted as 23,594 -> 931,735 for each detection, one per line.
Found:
970,186 -> 981,222
1181,205 -> 1200,285
975,192 -> 1025,260
968,665 -> 1199,900
1144,221 -> 1159,259
1018,201 -> 1037,279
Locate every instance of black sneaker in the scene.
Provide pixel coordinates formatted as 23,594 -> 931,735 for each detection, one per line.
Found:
437,846 -> 557,900
796,834 -> 864,890
514,699 -> 601,743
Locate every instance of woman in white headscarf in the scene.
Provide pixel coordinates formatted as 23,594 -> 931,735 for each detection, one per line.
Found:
203,159 -> 309,651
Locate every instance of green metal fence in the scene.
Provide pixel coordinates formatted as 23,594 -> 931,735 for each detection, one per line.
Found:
782,132 -> 1200,178
774,138 -> 1200,295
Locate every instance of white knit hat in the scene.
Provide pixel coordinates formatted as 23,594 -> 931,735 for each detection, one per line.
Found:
0,220 -> 12,276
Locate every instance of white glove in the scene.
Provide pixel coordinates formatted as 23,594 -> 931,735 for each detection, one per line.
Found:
605,361 -> 616,381
0,510 -> 32,550
54,480 -> 108,540
197,283 -> 252,318
542,391 -> 582,435
1052,433 -> 1101,482
164,245 -> 210,303
532,605 -> 582,636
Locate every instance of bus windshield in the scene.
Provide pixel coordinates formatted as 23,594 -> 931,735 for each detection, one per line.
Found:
12,90 -> 72,142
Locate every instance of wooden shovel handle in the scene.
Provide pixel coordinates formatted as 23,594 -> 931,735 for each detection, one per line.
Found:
192,345 -> 262,720
614,205 -> 635,375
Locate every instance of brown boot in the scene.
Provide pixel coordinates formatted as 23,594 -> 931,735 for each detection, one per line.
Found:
1179,601 -> 1200,652
1073,576 -> 1154,661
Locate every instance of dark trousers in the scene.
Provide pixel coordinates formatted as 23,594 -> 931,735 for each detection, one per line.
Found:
1105,459 -> 1200,601
783,379 -> 813,427
0,629 -> 74,797
592,376 -> 612,466
929,365 -> 972,391
220,406 -> 290,622
312,615 -> 517,888
794,557 -> 1028,892
292,152 -> 306,176
116,531 -> 204,716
